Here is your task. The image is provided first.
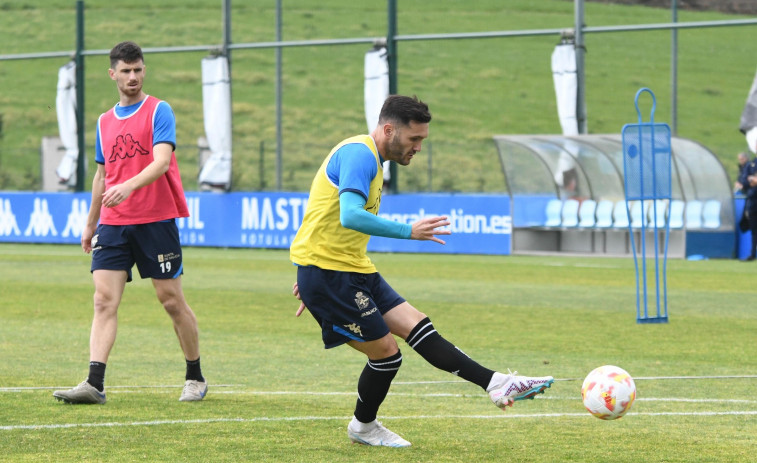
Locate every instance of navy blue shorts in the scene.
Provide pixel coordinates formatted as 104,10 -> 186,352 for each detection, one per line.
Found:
90,220 -> 184,282
296,266 -> 406,349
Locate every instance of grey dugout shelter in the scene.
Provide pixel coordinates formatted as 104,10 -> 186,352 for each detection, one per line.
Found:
494,134 -> 734,258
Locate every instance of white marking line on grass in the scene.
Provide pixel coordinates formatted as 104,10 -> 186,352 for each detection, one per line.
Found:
542,262 -> 627,269
11,386 -> 753,405
22,388 -> 756,406
204,391 -> 757,405
0,384 -> 238,392
595,375 -> 757,381
394,375 -> 757,384
3,411 -> 756,432
4,375 -> 751,393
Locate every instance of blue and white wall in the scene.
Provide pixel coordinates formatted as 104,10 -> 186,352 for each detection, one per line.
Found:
0,192 -> 512,255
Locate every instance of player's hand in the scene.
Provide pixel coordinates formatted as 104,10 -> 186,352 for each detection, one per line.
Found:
293,282 -> 307,317
102,183 -> 133,208
410,215 -> 451,245
81,225 -> 96,254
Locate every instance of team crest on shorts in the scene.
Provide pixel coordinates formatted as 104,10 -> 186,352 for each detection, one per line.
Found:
354,291 -> 370,310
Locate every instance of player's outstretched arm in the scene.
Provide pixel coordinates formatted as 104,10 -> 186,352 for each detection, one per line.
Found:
410,216 -> 451,245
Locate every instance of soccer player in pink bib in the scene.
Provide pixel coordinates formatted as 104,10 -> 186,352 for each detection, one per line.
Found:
54,41 -> 207,404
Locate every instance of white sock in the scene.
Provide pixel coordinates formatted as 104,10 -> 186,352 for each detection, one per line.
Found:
486,371 -> 510,392
350,416 -> 376,432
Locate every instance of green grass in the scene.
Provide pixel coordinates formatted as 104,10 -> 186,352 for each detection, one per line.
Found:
1,1 -> 756,191
0,243 -> 755,462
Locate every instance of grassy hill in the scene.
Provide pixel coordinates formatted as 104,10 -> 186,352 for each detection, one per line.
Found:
1,0 -> 755,192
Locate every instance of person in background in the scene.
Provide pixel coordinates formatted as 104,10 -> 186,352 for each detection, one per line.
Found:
741,148 -> 757,261
734,151 -> 751,193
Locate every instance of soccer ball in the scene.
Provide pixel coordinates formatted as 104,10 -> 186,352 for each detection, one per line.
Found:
581,365 -> 636,420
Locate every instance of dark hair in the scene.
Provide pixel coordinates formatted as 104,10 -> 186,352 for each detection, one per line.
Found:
378,95 -> 432,126
109,41 -> 143,68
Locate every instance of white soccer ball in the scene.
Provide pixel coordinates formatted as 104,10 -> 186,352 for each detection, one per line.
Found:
581,365 -> 636,420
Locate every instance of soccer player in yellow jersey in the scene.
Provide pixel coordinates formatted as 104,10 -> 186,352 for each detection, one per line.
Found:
290,95 -> 553,447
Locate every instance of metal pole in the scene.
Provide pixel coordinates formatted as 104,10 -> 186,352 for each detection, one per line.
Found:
2,17 -> 757,62
223,0 -> 232,60
75,0 -> 85,192
260,140 -> 265,190
671,0 -> 678,135
387,0 -> 397,96
427,140 -> 432,191
574,0 -> 587,134
386,0 -> 398,193
223,0 -> 233,190
275,0 -> 283,190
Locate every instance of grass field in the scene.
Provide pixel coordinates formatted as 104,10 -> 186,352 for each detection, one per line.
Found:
1,1 -> 757,191
0,243 -> 754,462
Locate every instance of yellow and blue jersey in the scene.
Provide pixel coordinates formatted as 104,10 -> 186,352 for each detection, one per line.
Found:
290,135 -> 384,273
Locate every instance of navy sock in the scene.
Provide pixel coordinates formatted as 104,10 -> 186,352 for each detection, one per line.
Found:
185,357 -> 205,382
354,351 -> 403,423
87,361 -> 106,392
406,317 -> 494,390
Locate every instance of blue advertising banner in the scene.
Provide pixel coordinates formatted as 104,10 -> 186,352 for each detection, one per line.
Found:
0,192 -> 89,244
0,191 -> 511,255
370,193 -> 511,255
182,192 -> 309,249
